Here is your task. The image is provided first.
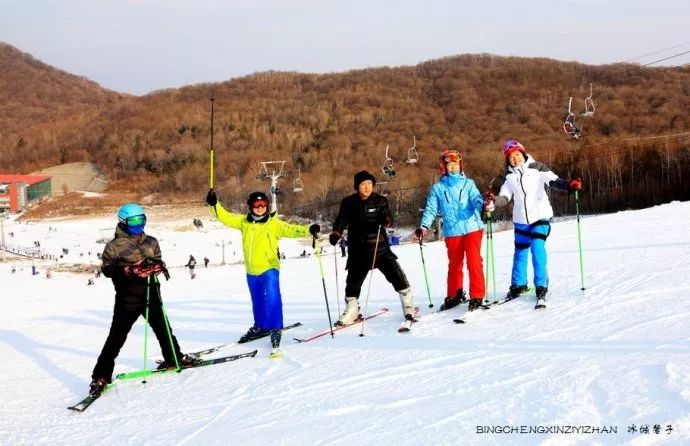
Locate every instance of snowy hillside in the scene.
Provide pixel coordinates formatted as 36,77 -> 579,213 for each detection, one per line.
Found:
1,202 -> 689,445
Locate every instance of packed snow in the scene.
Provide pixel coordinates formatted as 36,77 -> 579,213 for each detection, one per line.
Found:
0,202 -> 689,445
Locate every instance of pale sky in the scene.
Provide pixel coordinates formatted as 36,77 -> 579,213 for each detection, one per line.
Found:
1,0 -> 688,95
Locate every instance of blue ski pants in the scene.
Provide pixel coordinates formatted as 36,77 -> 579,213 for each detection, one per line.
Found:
512,220 -> 551,288
246,268 -> 284,330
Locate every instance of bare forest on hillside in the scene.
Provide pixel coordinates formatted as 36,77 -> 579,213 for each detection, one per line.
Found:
1,43 -> 689,224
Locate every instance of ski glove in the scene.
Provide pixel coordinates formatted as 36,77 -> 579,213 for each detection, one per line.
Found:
329,232 -> 341,246
309,224 -> 320,236
206,189 -> 218,206
414,227 -> 428,241
569,178 -> 582,191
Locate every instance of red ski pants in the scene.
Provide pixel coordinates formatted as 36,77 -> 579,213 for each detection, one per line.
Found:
444,230 -> 485,298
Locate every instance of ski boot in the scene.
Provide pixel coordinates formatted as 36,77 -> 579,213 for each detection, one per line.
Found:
535,286 -> 548,309
467,298 -> 484,312
238,324 -> 266,343
156,354 -> 200,370
89,377 -> 110,397
398,288 -> 417,321
269,329 -> 283,359
335,297 -> 361,326
506,284 -> 529,299
439,290 -> 466,311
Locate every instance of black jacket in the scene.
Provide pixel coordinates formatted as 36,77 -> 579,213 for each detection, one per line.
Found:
101,224 -> 163,310
332,193 -> 394,263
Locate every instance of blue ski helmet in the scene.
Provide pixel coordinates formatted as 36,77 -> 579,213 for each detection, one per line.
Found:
117,203 -> 146,235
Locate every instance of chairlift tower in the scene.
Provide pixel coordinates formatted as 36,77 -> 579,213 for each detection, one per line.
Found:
257,161 -> 286,213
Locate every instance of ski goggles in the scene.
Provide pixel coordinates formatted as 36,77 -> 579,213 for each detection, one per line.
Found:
250,200 -> 268,209
442,152 -> 462,163
120,214 -> 146,226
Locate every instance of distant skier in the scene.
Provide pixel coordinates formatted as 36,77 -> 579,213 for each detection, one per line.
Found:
339,237 -> 347,257
484,140 -> 583,309
329,170 -> 414,325
203,256 -> 209,268
206,190 -> 319,356
416,149 -> 486,312
89,203 -> 196,397
186,255 -> 197,279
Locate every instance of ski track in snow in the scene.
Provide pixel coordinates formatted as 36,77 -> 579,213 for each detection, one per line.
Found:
1,202 -> 690,445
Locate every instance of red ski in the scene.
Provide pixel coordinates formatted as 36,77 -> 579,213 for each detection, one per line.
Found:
292,308 -> 389,343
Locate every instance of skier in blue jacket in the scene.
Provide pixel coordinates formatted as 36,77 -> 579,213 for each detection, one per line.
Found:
416,150 -> 486,311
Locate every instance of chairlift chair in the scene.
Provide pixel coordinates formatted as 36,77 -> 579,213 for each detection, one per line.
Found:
580,83 -> 595,117
293,169 -> 303,193
563,97 -> 583,140
382,145 -> 396,179
376,181 -> 389,196
404,136 -> 418,164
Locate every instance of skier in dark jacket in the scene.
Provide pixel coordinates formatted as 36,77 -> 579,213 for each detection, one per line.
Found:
89,204 -> 195,396
329,170 -> 414,325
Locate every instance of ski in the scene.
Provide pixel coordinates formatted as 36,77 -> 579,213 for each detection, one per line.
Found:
238,322 -> 302,344
452,303 -> 491,324
155,323 -> 301,365
293,308 -> 389,343
120,350 -> 258,380
269,349 -> 284,360
67,383 -> 116,412
398,307 -> 420,333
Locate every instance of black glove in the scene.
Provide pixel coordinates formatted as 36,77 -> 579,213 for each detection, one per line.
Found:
309,224 -> 320,236
206,189 -> 218,206
329,232 -> 340,246
414,227 -> 428,241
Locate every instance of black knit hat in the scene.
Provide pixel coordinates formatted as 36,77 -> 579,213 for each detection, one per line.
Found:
353,170 -> 377,191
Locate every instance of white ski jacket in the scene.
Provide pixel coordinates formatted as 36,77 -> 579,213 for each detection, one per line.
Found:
496,155 -> 568,225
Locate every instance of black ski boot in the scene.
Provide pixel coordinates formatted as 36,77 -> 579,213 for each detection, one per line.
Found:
156,354 -> 200,370
238,324 -> 266,343
89,377 -> 110,397
506,284 -> 529,299
535,286 -> 547,309
440,290 -> 466,311
270,330 -> 282,349
467,298 -> 484,312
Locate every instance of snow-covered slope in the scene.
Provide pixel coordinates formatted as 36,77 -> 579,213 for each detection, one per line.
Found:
1,202 -> 689,445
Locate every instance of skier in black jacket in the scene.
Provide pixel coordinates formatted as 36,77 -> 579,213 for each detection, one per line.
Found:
329,170 -> 414,325
89,204 -> 196,396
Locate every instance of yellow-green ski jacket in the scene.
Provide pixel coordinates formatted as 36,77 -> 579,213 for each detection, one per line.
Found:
211,203 -> 311,275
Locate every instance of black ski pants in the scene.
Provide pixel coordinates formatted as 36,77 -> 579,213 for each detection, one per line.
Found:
345,253 -> 409,298
92,299 -> 182,381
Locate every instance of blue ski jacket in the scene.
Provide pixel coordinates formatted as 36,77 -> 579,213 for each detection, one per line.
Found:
419,174 -> 485,237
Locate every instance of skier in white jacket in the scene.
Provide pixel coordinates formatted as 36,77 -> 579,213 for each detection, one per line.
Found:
484,140 -> 582,308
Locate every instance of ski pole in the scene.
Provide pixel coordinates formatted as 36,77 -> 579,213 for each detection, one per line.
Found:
155,274 -> 181,370
574,190 -> 586,291
334,245 -> 341,315
360,225 -> 382,337
314,236 -> 335,338
484,214 -> 491,302
488,215 -> 497,302
418,239 -> 433,308
143,276 -> 151,373
208,97 -> 215,190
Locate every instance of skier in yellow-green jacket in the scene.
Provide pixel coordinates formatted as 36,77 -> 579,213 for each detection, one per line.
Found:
206,190 -> 320,350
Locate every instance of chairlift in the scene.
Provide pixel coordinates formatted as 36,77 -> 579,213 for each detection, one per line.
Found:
382,145 -> 396,179
404,136 -> 418,164
563,97 -> 583,140
580,83 -> 595,117
376,181 -> 389,196
256,164 -> 270,181
293,168 -> 303,193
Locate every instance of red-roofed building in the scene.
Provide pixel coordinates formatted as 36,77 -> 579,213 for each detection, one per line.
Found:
0,174 -> 52,213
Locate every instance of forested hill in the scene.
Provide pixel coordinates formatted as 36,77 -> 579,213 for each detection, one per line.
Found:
1,41 -> 689,222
